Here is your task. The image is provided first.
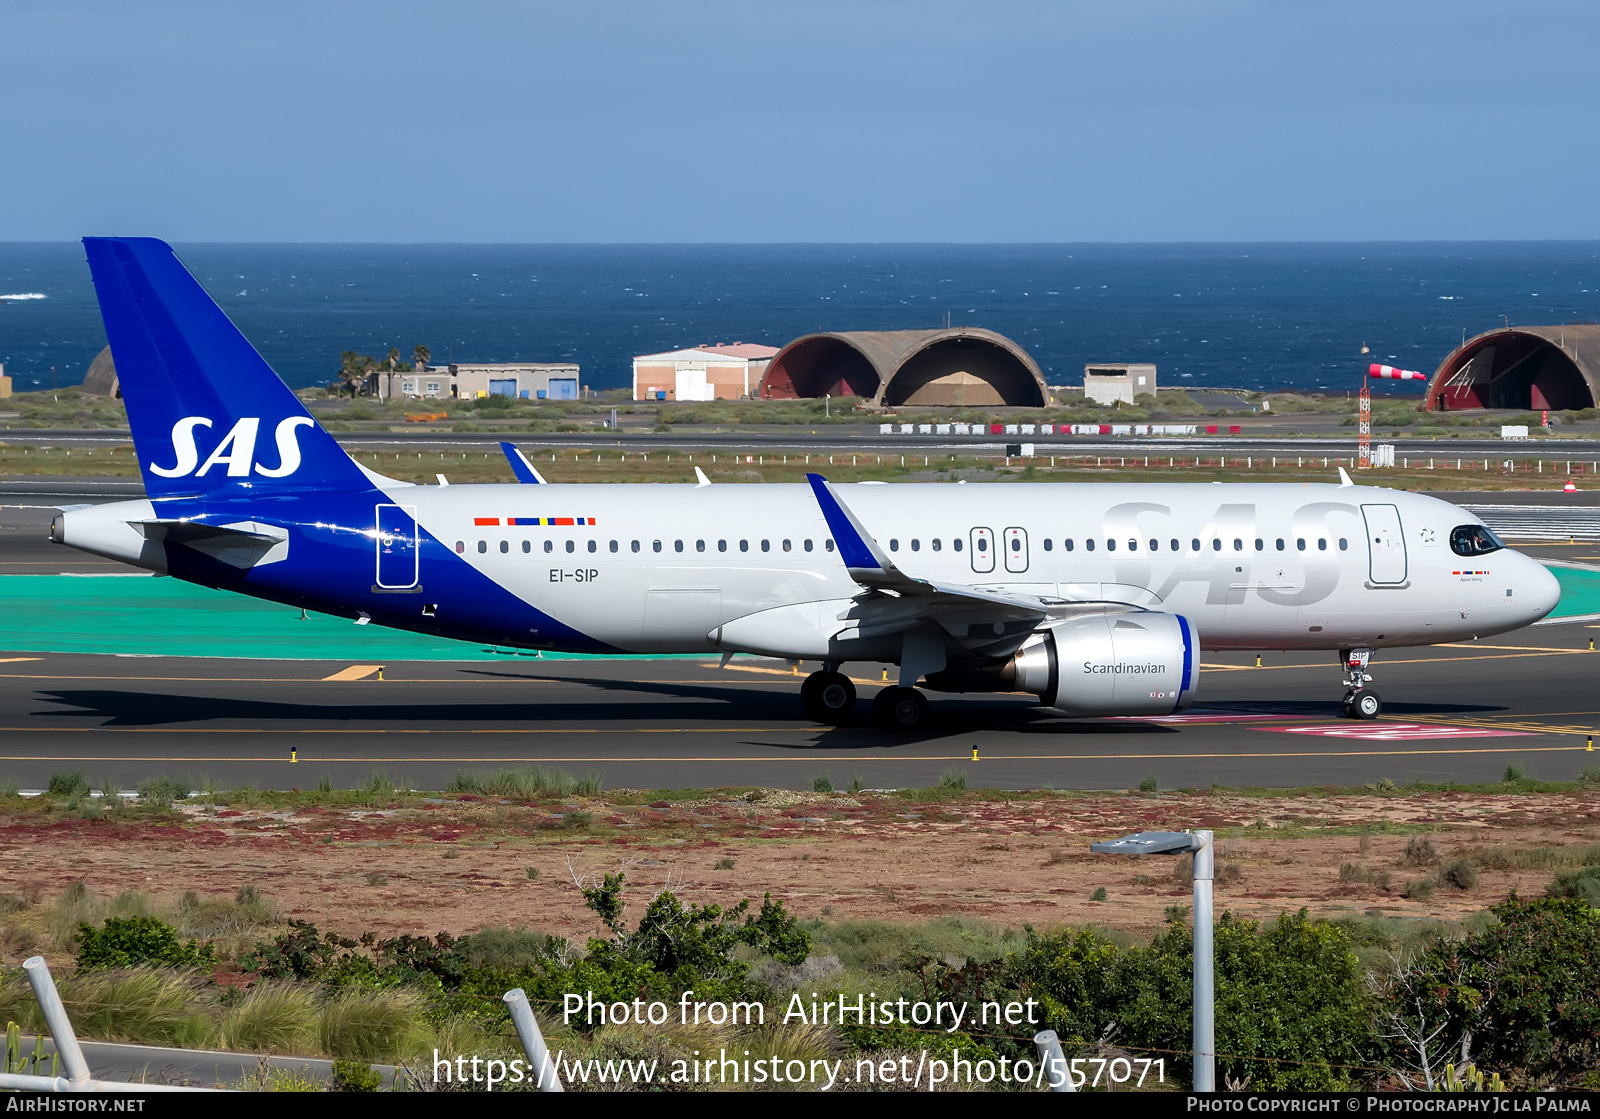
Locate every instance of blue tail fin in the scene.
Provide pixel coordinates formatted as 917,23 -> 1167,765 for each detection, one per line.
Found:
83,237 -> 369,496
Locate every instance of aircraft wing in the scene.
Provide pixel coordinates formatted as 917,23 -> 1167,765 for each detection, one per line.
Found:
499,442 -> 548,484
805,473 -> 1048,652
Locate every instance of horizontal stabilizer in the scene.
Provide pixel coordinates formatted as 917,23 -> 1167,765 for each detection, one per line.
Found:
134,518 -> 289,569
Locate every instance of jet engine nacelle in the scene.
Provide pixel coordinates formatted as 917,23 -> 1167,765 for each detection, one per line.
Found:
925,612 -> 1199,717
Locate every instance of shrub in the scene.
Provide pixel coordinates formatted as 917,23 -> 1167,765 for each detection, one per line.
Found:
1401,837 -> 1439,867
46,772 -> 89,798
1438,858 -> 1479,891
939,769 -> 967,790
1090,887 -> 1108,902
445,766 -> 602,799
1138,775 -> 1159,793
76,917 -> 215,970
714,857 -> 736,870
136,775 -> 191,805
330,1060 -> 382,1092
1547,864 -> 1600,906
51,970 -> 204,1046
810,774 -> 833,793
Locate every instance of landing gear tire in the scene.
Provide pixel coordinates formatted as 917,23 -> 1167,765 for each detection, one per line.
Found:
872,686 -> 930,731
1341,693 -> 1356,719
1349,688 -> 1381,720
801,671 -> 856,723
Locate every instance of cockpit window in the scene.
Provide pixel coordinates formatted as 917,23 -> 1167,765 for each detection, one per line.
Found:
1450,524 -> 1504,557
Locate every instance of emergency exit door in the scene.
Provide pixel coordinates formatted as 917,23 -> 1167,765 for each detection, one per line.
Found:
970,527 -> 995,573
1003,527 -> 1029,573
1361,504 -> 1407,585
375,504 -> 420,589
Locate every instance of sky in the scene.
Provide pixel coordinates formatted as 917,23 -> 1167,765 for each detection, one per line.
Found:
3,0 -> 1598,243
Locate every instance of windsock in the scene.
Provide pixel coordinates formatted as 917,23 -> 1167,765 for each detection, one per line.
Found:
1369,363 -> 1425,380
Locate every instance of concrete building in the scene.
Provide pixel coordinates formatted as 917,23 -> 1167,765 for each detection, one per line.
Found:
632,344 -> 778,401
1426,325 -> 1600,411
0,363 -> 9,399
759,328 -> 1046,408
1083,363 -> 1156,406
395,363 -> 582,402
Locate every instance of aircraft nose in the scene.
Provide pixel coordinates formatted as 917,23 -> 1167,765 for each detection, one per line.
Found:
1523,556 -> 1562,623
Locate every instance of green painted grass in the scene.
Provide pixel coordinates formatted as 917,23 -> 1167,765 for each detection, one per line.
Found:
1,564 -> 1596,661
0,575 -> 656,661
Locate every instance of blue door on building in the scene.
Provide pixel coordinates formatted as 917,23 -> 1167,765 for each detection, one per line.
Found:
489,379 -> 518,397
549,378 -> 578,400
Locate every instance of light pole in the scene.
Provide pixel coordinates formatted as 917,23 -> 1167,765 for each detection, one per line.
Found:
1089,828 -> 1216,1092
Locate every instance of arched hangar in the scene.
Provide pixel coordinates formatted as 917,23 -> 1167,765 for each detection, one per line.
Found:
759,328 -> 1047,408
1426,325 -> 1600,412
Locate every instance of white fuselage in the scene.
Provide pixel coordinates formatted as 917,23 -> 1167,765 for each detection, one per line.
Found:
395,479 -> 1558,655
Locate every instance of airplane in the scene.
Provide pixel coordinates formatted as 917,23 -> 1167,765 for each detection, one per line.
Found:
51,237 -> 1562,731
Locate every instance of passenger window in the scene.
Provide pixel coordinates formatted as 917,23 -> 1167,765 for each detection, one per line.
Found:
566,540 -> 575,553
500,540 -> 509,553
522,540 -> 531,553
653,540 -> 662,552
1064,539 -> 1074,551
1296,538 -> 1306,551
1191,539 -> 1201,551
1107,539 -> 1116,551
761,540 -> 770,552
1012,538 -> 1022,552
545,540 -> 554,553
911,539 -> 920,552
1339,538 -> 1348,551
674,540 -> 684,552
931,539 -> 941,551
826,539 -> 835,552
718,540 -> 727,552
588,540 -> 597,553
477,540 -> 487,553
1212,539 -> 1222,551
889,539 -> 899,551
1042,538 -> 1052,552
631,540 -> 640,553
804,539 -> 813,551
783,539 -> 792,552
1086,539 -> 1095,551
696,539 -> 705,552
740,540 -> 749,552
1128,539 -> 1137,551
1170,539 -> 1179,551
1150,539 -> 1159,551
1254,539 -> 1263,551
953,538 -> 962,552
1276,539 -> 1284,551
1233,538 -> 1243,551
1318,538 -> 1327,551
977,537 -> 987,551
610,540 -> 619,553
455,541 -> 464,554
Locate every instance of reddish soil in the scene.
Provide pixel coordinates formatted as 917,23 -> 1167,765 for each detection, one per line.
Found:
2,789 -> 1596,944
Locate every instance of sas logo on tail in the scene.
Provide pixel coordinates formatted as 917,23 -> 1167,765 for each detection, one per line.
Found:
151,416 -> 314,478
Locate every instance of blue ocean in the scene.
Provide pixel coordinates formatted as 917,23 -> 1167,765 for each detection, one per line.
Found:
2,242 -> 1597,397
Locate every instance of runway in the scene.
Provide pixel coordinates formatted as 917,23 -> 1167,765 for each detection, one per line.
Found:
0,625 -> 1596,793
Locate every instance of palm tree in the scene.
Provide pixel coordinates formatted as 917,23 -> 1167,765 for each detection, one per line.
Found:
412,344 -> 431,370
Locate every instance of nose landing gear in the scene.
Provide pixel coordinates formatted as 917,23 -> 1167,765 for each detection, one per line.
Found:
1340,649 -> 1381,719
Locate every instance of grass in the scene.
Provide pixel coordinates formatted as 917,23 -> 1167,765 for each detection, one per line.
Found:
444,766 -> 603,799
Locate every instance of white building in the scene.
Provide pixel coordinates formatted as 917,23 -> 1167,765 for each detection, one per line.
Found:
1083,363 -> 1157,406
392,363 -> 582,402
632,344 -> 778,402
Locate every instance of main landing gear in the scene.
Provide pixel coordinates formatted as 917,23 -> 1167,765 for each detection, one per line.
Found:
800,667 -> 932,731
1340,648 -> 1381,720
800,667 -> 856,724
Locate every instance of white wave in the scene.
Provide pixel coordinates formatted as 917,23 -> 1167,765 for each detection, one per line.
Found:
0,292 -> 46,301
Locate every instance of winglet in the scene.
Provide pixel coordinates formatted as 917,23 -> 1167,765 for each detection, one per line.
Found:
1337,466 -> 1354,487
694,466 -> 711,487
805,473 -> 896,575
499,442 -> 547,484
